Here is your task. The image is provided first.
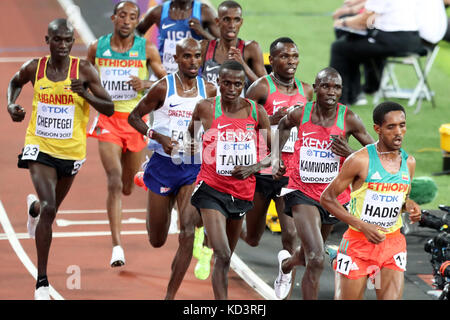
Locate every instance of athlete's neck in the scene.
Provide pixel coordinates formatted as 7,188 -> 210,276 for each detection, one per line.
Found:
111,34 -> 135,53
271,72 -> 295,88
171,0 -> 193,10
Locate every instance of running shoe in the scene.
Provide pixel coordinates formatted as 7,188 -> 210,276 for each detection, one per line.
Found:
193,227 -> 205,260
26,194 -> 39,239
325,244 -> 338,268
274,250 -> 293,300
110,245 -> 125,267
134,171 -> 148,191
34,286 -> 50,300
194,246 -> 213,280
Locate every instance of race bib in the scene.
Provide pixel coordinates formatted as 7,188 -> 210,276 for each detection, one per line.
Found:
216,140 -> 256,176
35,102 -> 75,139
299,146 -> 340,183
100,67 -> 138,101
393,252 -> 407,271
335,253 -> 352,275
21,144 -> 40,161
163,39 -> 178,74
360,190 -> 403,229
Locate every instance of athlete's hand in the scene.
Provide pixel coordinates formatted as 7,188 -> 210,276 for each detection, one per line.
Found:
272,159 -> 286,180
330,134 -> 352,158
228,47 -> 245,65
404,199 -> 421,223
183,137 -> 200,155
188,18 -> 203,34
157,134 -> 178,155
128,75 -> 145,92
359,222 -> 388,244
270,107 -> 288,125
231,165 -> 255,180
7,103 -> 26,122
70,78 -> 88,98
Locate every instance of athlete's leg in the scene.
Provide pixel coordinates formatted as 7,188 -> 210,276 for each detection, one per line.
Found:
283,204 -> 325,299
376,268 -> 404,300
146,190 -> 176,248
201,209 -> 243,300
120,148 -> 144,195
240,191 -> 270,247
29,163 -> 75,278
334,273 -> 367,300
98,141 -> 124,247
166,183 -> 201,299
275,197 -> 297,254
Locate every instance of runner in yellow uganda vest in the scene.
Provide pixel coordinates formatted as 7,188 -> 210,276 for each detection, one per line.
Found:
25,55 -> 90,160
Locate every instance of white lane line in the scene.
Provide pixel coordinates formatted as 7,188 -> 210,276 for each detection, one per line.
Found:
0,230 -> 150,240
0,57 -> 35,63
57,208 -> 146,214
56,217 -> 146,227
0,200 -> 64,300
230,254 -> 277,300
57,0 -> 96,45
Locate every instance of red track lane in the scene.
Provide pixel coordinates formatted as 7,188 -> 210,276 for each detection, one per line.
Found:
0,0 -> 261,300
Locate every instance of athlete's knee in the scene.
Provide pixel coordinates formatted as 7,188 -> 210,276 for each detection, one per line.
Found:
39,201 -> 57,223
244,235 -> 260,247
107,174 -> 123,194
213,248 -> 231,267
122,184 -> 133,196
178,226 -> 195,247
148,234 -> 167,248
305,250 -> 325,271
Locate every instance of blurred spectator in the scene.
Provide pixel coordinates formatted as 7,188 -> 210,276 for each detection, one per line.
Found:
443,0 -> 450,42
418,0 -> 447,45
333,0 -> 367,39
329,0 -> 422,106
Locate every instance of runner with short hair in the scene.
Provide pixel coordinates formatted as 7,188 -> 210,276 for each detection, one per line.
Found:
320,101 -> 421,300
272,67 -> 375,300
86,1 -> 166,267
7,18 -> 114,300
242,37 -> 313,259
128,37 -> 216,299
189,60 -> 279,299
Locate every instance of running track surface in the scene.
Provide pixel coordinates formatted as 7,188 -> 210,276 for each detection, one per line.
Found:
0,0 -> 261,300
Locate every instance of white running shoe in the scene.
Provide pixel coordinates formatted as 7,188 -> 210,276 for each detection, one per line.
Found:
26,194 -> 39,239
274,250 -> 293,300
110,245 -> 125,267
34,286 -> 50,300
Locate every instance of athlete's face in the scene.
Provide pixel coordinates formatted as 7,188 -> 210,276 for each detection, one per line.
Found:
112,2 -> 139,38
175,43 -> 202,78
374,111 -> 406,151
46,28 -> 74,59
270,43 -> 299,79
218,69 -> 245,102
216,7 -> 243,41
314,72 -> 342,109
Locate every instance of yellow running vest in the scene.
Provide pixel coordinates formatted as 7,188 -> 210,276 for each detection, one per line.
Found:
25,56 -> 90,160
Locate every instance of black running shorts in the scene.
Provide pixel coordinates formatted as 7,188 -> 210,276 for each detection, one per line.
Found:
191,181 -> 254,220
283,189 -> 341,225
18,149 -> 85,179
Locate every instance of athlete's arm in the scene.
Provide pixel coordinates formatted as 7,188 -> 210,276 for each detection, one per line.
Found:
320,150 -> 388,244
136,5 -> 162,36
7,59 -> 38,122
231,104 -> 272,179
75,60 -> 114,117
245,77 -> 268,106
302,81 -> 314,101
403,155 -> 421,223
331,109 -> 375,158
242,41 -> 267,82
129,41 -> 167,91
86,40 -> 98,66
128,79 -> 177,155
188,98 -> 214,137
189,4 -> 220,40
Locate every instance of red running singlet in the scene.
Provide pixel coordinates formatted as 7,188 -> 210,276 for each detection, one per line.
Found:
196,96 -> 260,201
